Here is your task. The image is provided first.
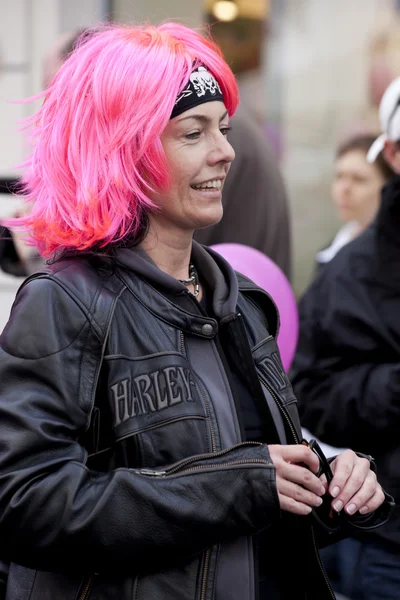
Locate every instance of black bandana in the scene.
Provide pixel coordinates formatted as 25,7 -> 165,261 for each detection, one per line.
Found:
170,66 -> 225,120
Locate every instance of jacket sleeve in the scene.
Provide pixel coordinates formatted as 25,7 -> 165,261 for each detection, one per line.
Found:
290,273 -> 400,454
0,277 -> 280,573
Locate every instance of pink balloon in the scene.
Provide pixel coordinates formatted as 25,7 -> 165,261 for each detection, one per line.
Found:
210,243 -> 299,372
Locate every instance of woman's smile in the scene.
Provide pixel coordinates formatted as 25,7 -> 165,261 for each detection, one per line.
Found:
150,101 -> 235,232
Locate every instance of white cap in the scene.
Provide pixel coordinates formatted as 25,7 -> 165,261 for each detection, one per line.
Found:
367,76 -> 400,163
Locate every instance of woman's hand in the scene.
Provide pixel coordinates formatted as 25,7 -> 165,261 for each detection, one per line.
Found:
268,444 -> 326,515
328,450 -> 385,516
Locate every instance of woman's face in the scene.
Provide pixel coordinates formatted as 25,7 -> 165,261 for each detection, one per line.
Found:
150,101 -> 235,234
332,149 -> 385,227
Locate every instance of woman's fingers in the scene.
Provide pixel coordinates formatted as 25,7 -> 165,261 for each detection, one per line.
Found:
268,445 -> 325,496
278,492 -> 314,516
280,461 -> 326,496
329,452 -> 372,514
341,472 -> 382,516
358,485 -> 386,515
268,445 -> 326,516
270,446 -> 386,518
270,444 -> 320,473
340,469 -> 377,515
319,473 -> 329,493
328,449 -> 357,499
277,477 -> 323,509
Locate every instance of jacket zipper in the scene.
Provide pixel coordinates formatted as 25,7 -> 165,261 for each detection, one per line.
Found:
200,547 -> 211,600
180,329 -> 234,600
311,528 -> 336,599
138,447 -> 271,600
78,574 -> 94,600
160,456 -> 271,600
183,319 -> 221,598
139,457 -> 270,477
166,459 -> 272,476
258,376 -> 335,597
137,440 -> 263,477
180,330 -> 186,355
257,374 -> 299,443
200,385 -> 217,453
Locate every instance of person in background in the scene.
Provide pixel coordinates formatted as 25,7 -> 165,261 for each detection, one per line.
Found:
291,76 -> 400,600
304,134 -> 395,468
316,134 -> 395,271
301,134 -> 395,598
0,22 -> 390,600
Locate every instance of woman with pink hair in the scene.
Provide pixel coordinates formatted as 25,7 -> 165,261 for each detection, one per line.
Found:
0,23 -> 390,600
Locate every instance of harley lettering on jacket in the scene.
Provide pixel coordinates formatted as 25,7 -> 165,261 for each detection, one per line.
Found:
258,352 -> 289,392
111,366 -> 199,426
252,338 -> 297,405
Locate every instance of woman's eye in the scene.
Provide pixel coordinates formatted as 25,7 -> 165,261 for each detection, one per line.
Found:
220,126 -> 231,137
185,131 -> 201,140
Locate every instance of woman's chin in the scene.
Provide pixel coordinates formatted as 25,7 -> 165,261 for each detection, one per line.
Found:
194,208 -> 223,231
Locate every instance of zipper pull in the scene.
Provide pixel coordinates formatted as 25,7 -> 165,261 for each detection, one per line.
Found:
139,469 -> 167,477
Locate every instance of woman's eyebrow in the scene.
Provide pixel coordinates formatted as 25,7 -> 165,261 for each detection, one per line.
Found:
177,110 -> 229,125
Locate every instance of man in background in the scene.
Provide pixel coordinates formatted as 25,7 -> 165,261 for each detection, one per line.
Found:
291,76 -> 400,600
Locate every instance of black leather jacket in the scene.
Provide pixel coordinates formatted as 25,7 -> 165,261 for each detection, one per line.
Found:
291,176 -> 400,548
0,242 -> 391,600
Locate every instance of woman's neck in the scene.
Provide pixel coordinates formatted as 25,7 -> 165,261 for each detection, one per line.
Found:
140,222 -> 194,280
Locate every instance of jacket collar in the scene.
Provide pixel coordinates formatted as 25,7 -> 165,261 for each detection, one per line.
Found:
113,241 -> 239,337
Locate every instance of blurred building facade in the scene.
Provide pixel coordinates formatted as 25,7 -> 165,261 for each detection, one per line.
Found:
266,0 -> 399,293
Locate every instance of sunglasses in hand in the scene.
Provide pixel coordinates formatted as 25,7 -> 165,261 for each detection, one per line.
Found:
301,438 -> 340,534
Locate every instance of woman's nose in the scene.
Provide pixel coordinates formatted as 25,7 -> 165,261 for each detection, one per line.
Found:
208,133 -> 235,165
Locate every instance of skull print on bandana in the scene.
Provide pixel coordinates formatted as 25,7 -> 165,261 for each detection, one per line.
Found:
190,66 -> 222,98
170,65 -> 224,120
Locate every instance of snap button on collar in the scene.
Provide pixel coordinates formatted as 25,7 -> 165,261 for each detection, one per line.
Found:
201,323 -> 214,336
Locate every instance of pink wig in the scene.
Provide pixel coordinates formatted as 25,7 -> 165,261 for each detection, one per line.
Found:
9,23 -> 239,257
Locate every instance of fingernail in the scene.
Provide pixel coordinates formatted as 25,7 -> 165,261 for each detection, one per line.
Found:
320,485 -> 326,495
331,486 -> 340,498
359,506 -> 369,515
305,506 -> 312,514
346,503 -> 357,515
315,497 -> 323,507
333,500 -> 343,512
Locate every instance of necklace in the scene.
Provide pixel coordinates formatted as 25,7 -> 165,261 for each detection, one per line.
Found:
178,263 -> 200,298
